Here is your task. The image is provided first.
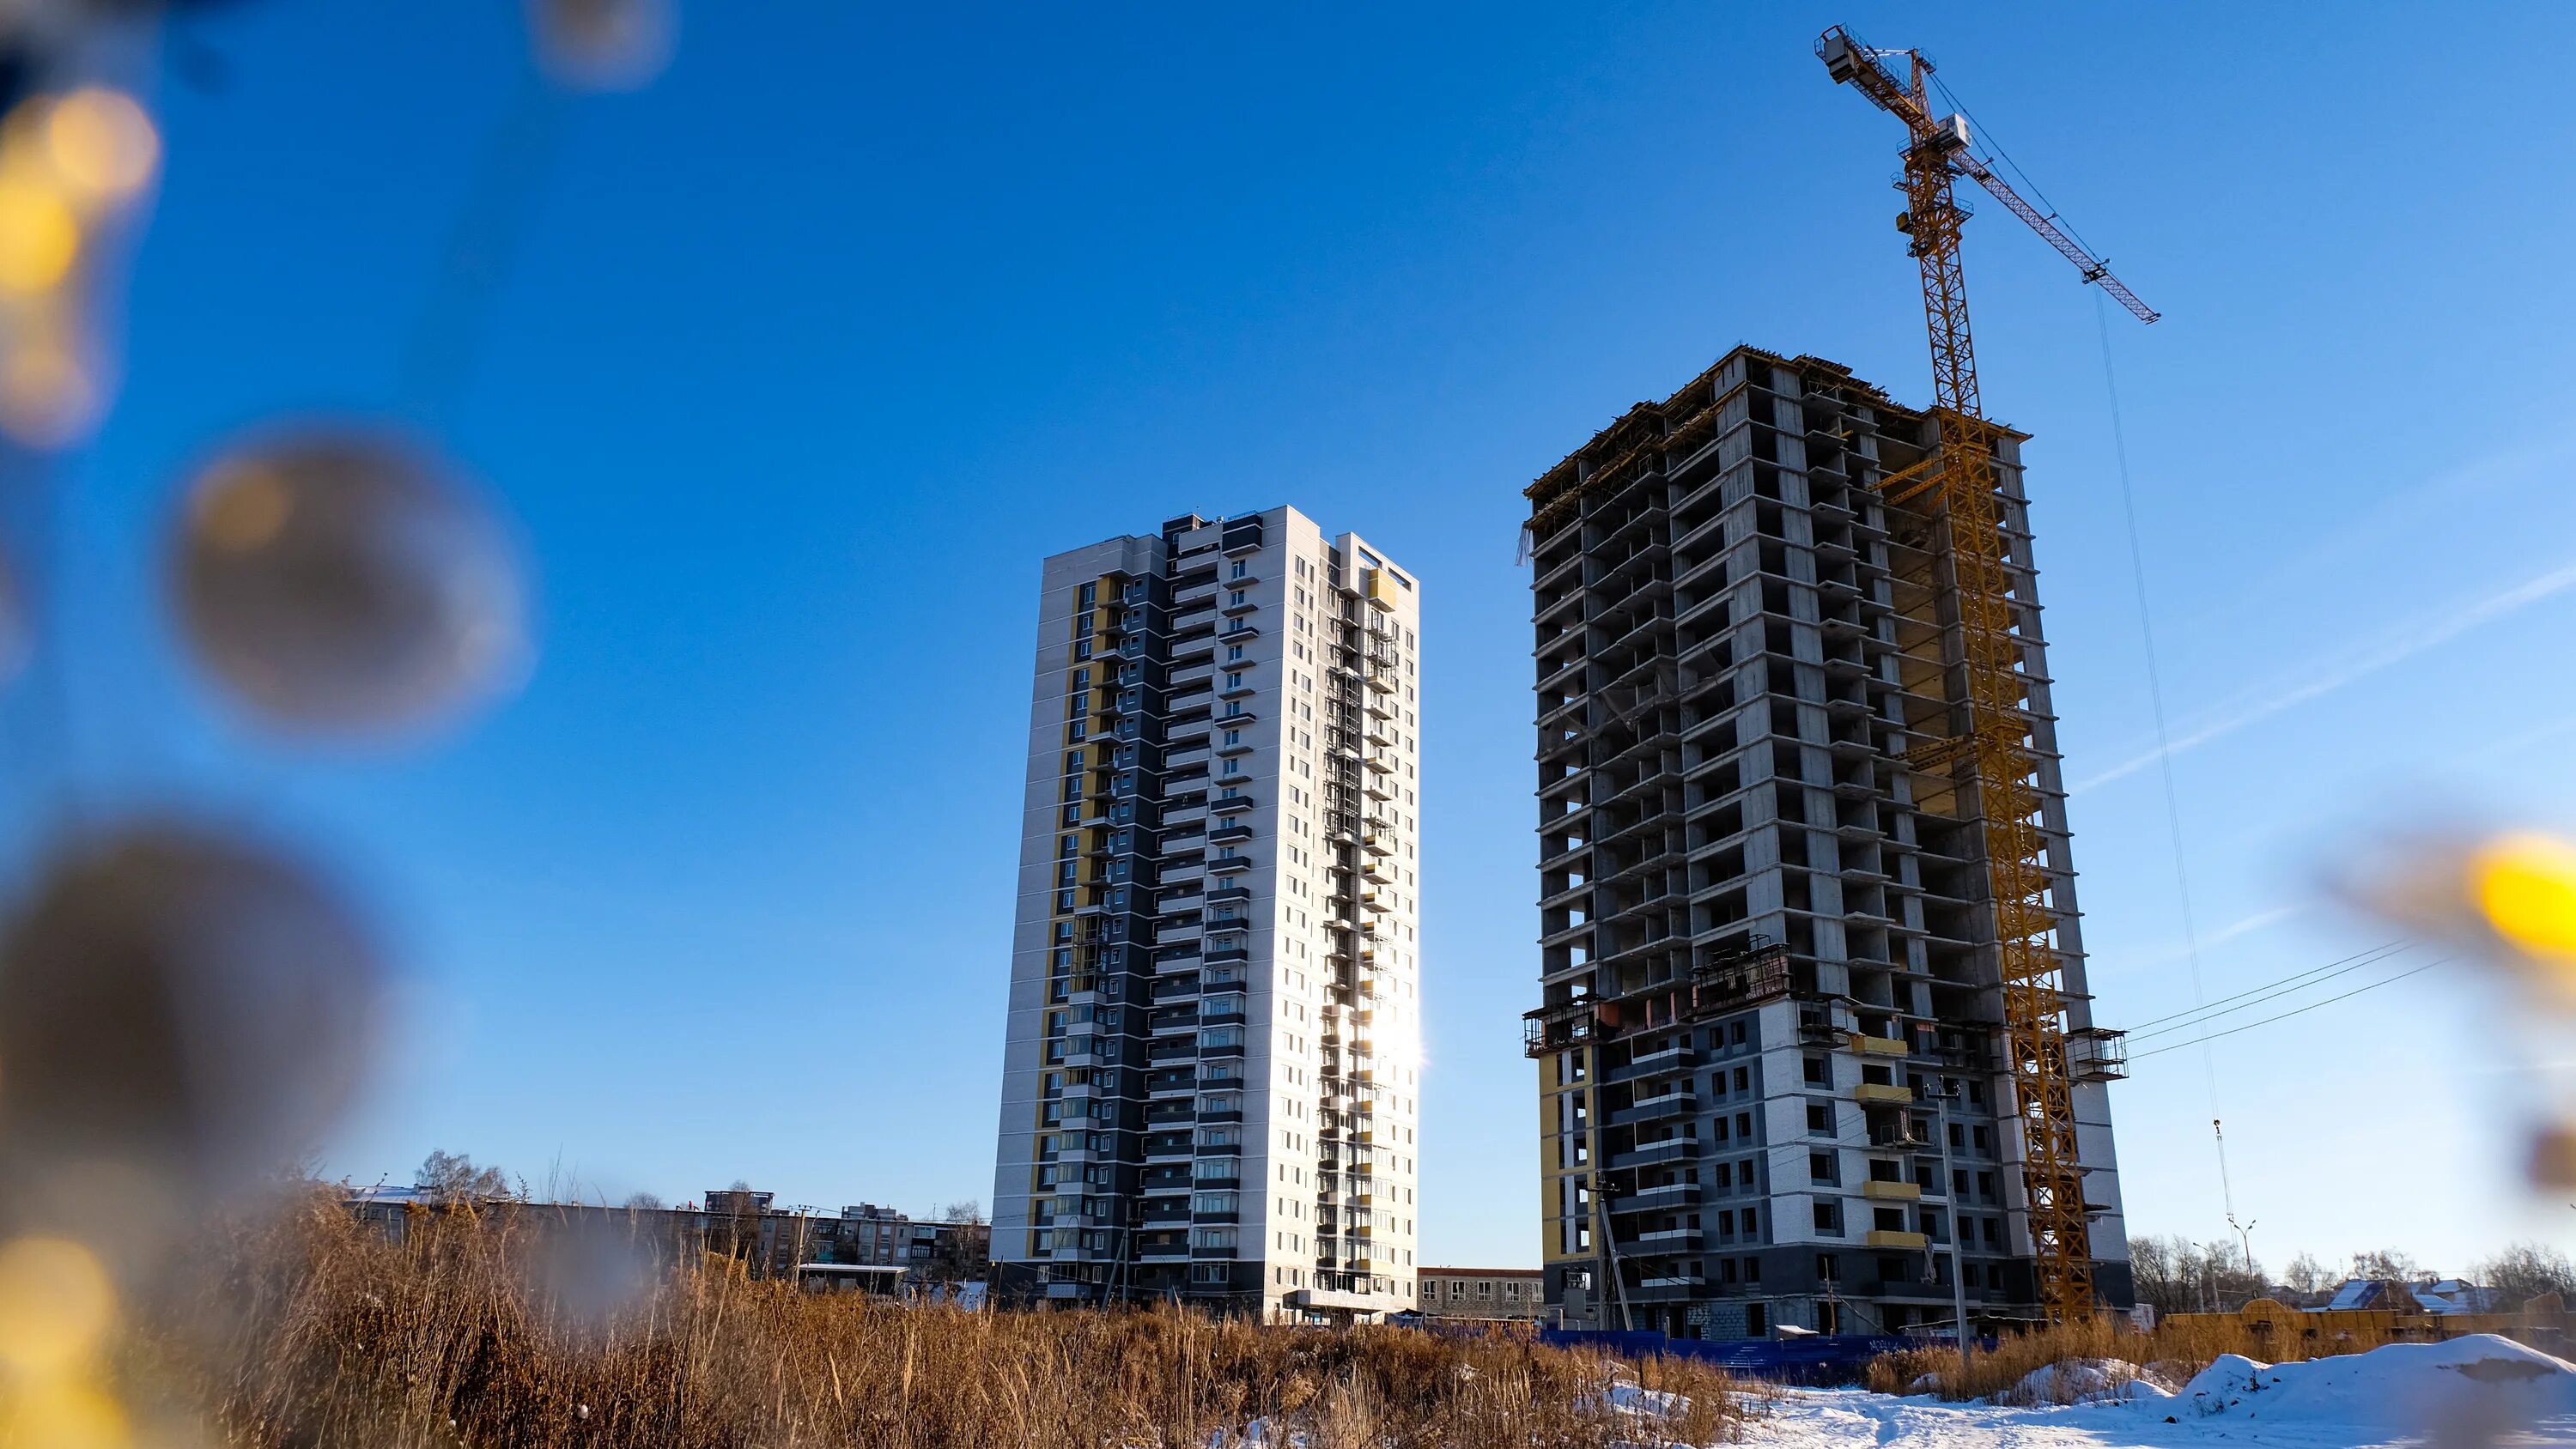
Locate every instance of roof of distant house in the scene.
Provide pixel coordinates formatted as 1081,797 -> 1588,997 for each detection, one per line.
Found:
2317,1277 -> 2495,1314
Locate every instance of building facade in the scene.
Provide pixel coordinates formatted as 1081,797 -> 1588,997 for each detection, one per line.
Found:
1419,1266 -> 1545,1322
993,507 -> 1426,1319
1522,347 -> 2130,1339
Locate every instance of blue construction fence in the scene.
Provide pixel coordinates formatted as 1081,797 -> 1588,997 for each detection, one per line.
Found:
1536,1328 -> 1981,1385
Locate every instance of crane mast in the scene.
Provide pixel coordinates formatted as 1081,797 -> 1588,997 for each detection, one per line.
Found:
1818,25 -> 2155,1325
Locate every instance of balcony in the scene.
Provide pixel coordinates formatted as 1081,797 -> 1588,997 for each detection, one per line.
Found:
1619,1180 -> 1699,1208
1612,1138 -> 1701,1170
1848,1033 -> 1909,1058
1361,569 -> 1395,613
1865,1229 -> 1930,1250
1853,1082 -> 1913,1106
2068,1027 -> 2129,1082
1621,1041 -> 1691,1078
1617,1089 -> 1696,1126
1861,1179 -> 1922,1202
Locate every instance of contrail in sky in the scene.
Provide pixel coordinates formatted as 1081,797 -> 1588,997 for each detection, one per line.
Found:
2070,555 -> 2576,796
2100,902 -> 2306,976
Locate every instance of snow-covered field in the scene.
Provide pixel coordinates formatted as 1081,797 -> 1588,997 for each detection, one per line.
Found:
1751,1336 -> 2576,1447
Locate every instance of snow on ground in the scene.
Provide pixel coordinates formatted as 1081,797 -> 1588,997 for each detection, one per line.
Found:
1751,1336 -> 2576,1447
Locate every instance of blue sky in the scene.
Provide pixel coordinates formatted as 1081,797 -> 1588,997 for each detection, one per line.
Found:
30,1 -> 2576,1275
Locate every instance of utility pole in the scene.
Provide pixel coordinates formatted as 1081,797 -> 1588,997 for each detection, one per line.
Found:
1931,1080 -> 1972,1377
1590,1169 -> 1634,1331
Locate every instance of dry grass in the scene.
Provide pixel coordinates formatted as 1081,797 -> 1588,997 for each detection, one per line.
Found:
114,1191 -> 1745,1448
1863,1314 -> 2393,1404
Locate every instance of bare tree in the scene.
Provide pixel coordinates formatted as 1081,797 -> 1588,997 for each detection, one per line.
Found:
928,1201 -> 989,1288
2281,1252 -> 2332,1303
2473,1242 -> 2576,1310
2128,1234 -> 2267,1314
415,1149 -> 513,1201
2129,1234 -> 2189,1317
2350,1247 -> 2422,1282
622,1191 -> 666,1211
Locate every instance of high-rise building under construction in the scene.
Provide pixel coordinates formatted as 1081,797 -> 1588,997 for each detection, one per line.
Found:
1522,346 -> 2131,1337
992,507 -> 1425,1320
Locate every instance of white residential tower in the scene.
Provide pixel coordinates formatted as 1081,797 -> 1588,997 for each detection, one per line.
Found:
991,507 -> 1425,1319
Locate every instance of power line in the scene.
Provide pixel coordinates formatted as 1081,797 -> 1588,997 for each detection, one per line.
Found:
2090,282 -> 2235,1225
1929,70 -> 2106,263
2127,960 -> 2445,1063
2122,941 -> 2416,1040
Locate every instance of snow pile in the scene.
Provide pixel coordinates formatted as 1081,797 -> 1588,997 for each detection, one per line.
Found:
1760,1335 -> 2576,1447
1600,1378 -> 1689,1418
1997,1356 -> 2155,1406
2168,1337 -> 2576,1440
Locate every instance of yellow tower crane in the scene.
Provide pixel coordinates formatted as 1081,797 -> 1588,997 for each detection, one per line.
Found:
1817,24 -> 2157,1324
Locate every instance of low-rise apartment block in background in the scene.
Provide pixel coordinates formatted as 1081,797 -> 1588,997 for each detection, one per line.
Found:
1418,1266 -> 1543,1322
347,1185 -> 989,1294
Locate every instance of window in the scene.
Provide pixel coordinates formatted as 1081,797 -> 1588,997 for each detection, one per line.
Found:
1808,1152 -> 1835,1184
1729,1021 -> 1747,1046
1807,1104 -> 1832,1136
1814,1202 -> 1842,1234
1803,1056 -> 1829,1085
1476,1281 -> 1493,1299
1228,645 -> 1245,661
1816,1252 -> 1840,1282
